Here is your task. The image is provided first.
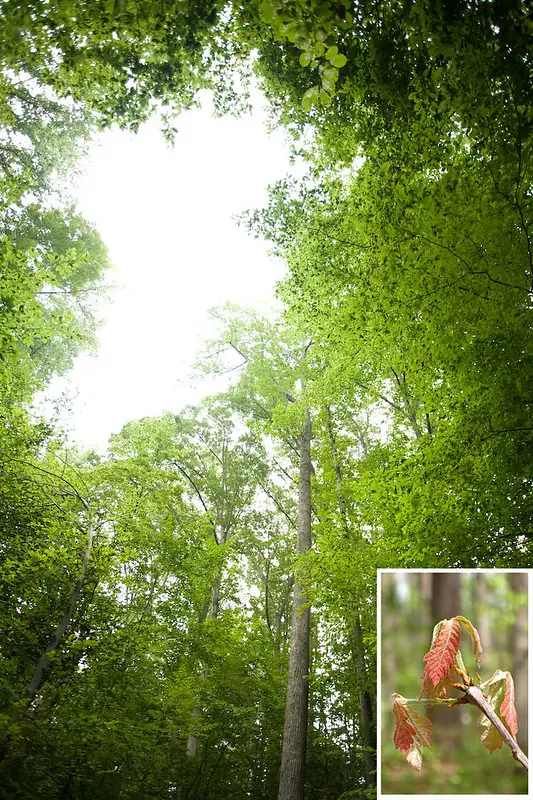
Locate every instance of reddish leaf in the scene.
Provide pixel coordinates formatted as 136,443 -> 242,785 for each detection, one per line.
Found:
393,697 -> 416,755
500,672 -> 518,739
455,615 -> 483,667
423,618 -> 461,687
392,694 -> 431,772
419,664 -> 456,701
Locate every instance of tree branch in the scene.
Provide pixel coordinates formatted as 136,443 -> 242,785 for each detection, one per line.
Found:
172,461 -> 218,543
465,685 -> 528,772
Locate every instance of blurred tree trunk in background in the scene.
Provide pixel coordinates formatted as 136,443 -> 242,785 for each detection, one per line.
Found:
430,572 -> 460,621
420,573 -> 432,610
473,574 -> 491,660
381,576 -> 398,703
429,573 -> 461,753
509,573 -> 528,754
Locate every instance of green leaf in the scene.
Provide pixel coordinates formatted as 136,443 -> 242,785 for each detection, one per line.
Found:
302,85 -> 319,111
331,53 -> 347,68
259,2 -> 276,23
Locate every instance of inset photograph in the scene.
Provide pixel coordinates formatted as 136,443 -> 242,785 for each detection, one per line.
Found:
379,570 -> 528,795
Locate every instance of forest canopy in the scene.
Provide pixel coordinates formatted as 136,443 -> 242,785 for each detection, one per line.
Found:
0,1 -> 531,798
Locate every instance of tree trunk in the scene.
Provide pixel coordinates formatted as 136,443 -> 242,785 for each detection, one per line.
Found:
24,521 -> 94,711
473,573 -> 491,659
186,549 -> 224,758
186,611 -> 215,758
350,617 -> 376,786
277,411 -> 312,800
428,572 -> 461,753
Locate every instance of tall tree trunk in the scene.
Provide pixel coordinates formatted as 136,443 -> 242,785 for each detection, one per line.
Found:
186,533 -> 226,758
428,572 -> 461,753
277,411 -> 312,800
186,587 -> 218,759
326,406 -> 376,786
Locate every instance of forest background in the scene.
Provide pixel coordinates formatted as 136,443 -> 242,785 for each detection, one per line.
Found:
0,1 -> 531,798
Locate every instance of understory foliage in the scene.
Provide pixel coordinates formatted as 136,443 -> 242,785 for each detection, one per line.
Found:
0,0 -> 531,797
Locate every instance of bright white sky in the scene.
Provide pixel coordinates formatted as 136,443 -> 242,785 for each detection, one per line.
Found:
40,94 -> 295,451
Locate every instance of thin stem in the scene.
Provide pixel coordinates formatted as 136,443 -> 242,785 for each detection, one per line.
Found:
465,686 -> 528,772
400,697 -> 457,705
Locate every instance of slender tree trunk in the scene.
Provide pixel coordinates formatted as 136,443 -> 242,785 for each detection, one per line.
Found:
325,406 -> 347,522
209,578 -> 220,621
326,406 -> 376,786
187,535 -> 225,758
350,618 -> 376,786
277,411 -> 312,800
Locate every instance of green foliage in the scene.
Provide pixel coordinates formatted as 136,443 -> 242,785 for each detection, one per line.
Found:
1,1 -> 531,796
0,0 -> 228,128
0,72 -> 111,399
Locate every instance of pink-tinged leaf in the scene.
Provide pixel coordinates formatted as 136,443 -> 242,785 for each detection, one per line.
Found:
392,694 -> 431,772
455,615 -> 483,667
405,742 -> 423,772
500,672 -> 518,739
392,697 -> 416,755
419,665 -> 456,701
423,618 -> 461,686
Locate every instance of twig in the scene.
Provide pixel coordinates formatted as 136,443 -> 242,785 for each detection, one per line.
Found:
465,685 -> 528,772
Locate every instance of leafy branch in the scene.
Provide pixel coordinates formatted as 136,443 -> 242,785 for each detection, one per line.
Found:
392,616 -> 528,772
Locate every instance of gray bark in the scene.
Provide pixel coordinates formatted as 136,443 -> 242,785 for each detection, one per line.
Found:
277,411 -> 312,800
